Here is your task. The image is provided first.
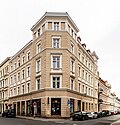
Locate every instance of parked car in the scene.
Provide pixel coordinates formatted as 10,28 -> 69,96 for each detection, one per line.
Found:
97,112 -> 103,118
110,110 -> 115,115
87,112 -> 98,119
102,110 -> 111,116
70,111 -> 89,121
2,109 -> 16,118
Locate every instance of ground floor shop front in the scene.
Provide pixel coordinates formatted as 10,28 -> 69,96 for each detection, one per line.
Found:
7,90 -> 98,118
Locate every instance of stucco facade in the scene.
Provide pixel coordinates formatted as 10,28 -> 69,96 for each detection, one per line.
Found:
0,12 -> 99,117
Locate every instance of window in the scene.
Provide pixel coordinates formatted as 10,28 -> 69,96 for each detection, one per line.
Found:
88,75 -> 90,82
88,88 -> 90,95
22,69 -> 25,79
78,52 -> 81,60
54,22 -> 59,30
27,51 -> 30,61
10,76 -> 13,85
14,62 -> 17,70
88,63 -> 90,69
18,86 -> 20,95
22,85 -> 24,94
70,78 -> 74,90
86,87 -> 87,95
70,59 -> 75,73
52,56 -> 60,69
10,89 -> 12,97
52,37 -> 60,48
86,72 -> 87,81
82,70 -> 84,79
27,65 -> 30,77
82,56 -> 84,64
82,85 -> 84,93
71,43 -> 74,54
36,78 -> 40,90
22,55 -> 25,64
14,74 -> 16,83
78,66 -> 80,77
86,60 -> 88,67
52,76 -> 60,88
37,28 -> 40,36
14,88 -> 16,96
71,29 -> 74,36
78,83 -> 80,93
91,77 -> 93,84
18,59 -> 20,67
36,59 -> 41,72
91,89 -> 93,96
27,83 -> 30,93
18,72 -> 20,81
36,42 -> 41,54
5,66 -> 8,74
5,78 -> 8,87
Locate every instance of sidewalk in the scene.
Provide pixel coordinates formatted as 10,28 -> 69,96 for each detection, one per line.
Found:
16,115 -> 69,122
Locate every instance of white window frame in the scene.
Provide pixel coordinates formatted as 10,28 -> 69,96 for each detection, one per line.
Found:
17,86 -> 20,95
14,87 -> 16,96
51,75 -> 62,88
18,59 -> 20,67
22,55 -> 25,64
71,42 -> 74,54
52,36 -> 61,48
70,78 -> 74,90
36,58 -> 41,73
36,42 -> 41,54
22,84 -> 25,94
70,58 -> 75,73
22,69 -> 25,80
36,78 -> 41,90
54,22 -> 59,31
18,71 -> 20,82
26,82 -> 30,93
26,65 -> 30,78
51,55 -> 62,69
27,50 -> 30,61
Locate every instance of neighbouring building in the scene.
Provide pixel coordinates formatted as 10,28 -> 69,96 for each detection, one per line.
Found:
0,57 -> 11,113
98,78 -> 120,112
0,12 -> 99,117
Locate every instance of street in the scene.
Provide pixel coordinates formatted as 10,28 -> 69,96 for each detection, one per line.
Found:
0,115 -> 120,125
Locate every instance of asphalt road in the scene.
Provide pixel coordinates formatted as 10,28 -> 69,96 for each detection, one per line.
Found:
0,114 -> 120,125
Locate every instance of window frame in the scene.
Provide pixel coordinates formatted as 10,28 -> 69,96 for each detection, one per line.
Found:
51,75 -> 62,88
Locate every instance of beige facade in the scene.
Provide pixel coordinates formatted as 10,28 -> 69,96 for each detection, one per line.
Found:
0,57 -> 11,113
98,78 -> 120,112
0,12 -> 99,117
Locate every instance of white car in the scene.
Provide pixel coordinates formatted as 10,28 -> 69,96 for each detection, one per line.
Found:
87,112 -> 98,119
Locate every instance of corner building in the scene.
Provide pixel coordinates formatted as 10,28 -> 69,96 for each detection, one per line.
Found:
7,12 -> 99,118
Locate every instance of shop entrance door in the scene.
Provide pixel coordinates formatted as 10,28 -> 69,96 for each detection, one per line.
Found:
51,98 -> 61,115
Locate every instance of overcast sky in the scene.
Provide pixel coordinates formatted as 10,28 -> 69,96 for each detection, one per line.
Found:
0,0 -> 120,97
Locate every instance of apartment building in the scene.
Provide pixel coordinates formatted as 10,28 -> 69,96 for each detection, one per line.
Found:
98,78 -> 120,112
0,12 -> 99,117
0,57 -> 11,113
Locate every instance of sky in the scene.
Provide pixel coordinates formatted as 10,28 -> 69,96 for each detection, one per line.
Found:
0,0 -> 120,96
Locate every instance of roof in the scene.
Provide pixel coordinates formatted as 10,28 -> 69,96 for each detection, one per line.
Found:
31,12 -> 79,32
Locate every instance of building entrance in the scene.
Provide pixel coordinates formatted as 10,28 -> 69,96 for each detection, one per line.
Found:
51,98 -> 61,115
